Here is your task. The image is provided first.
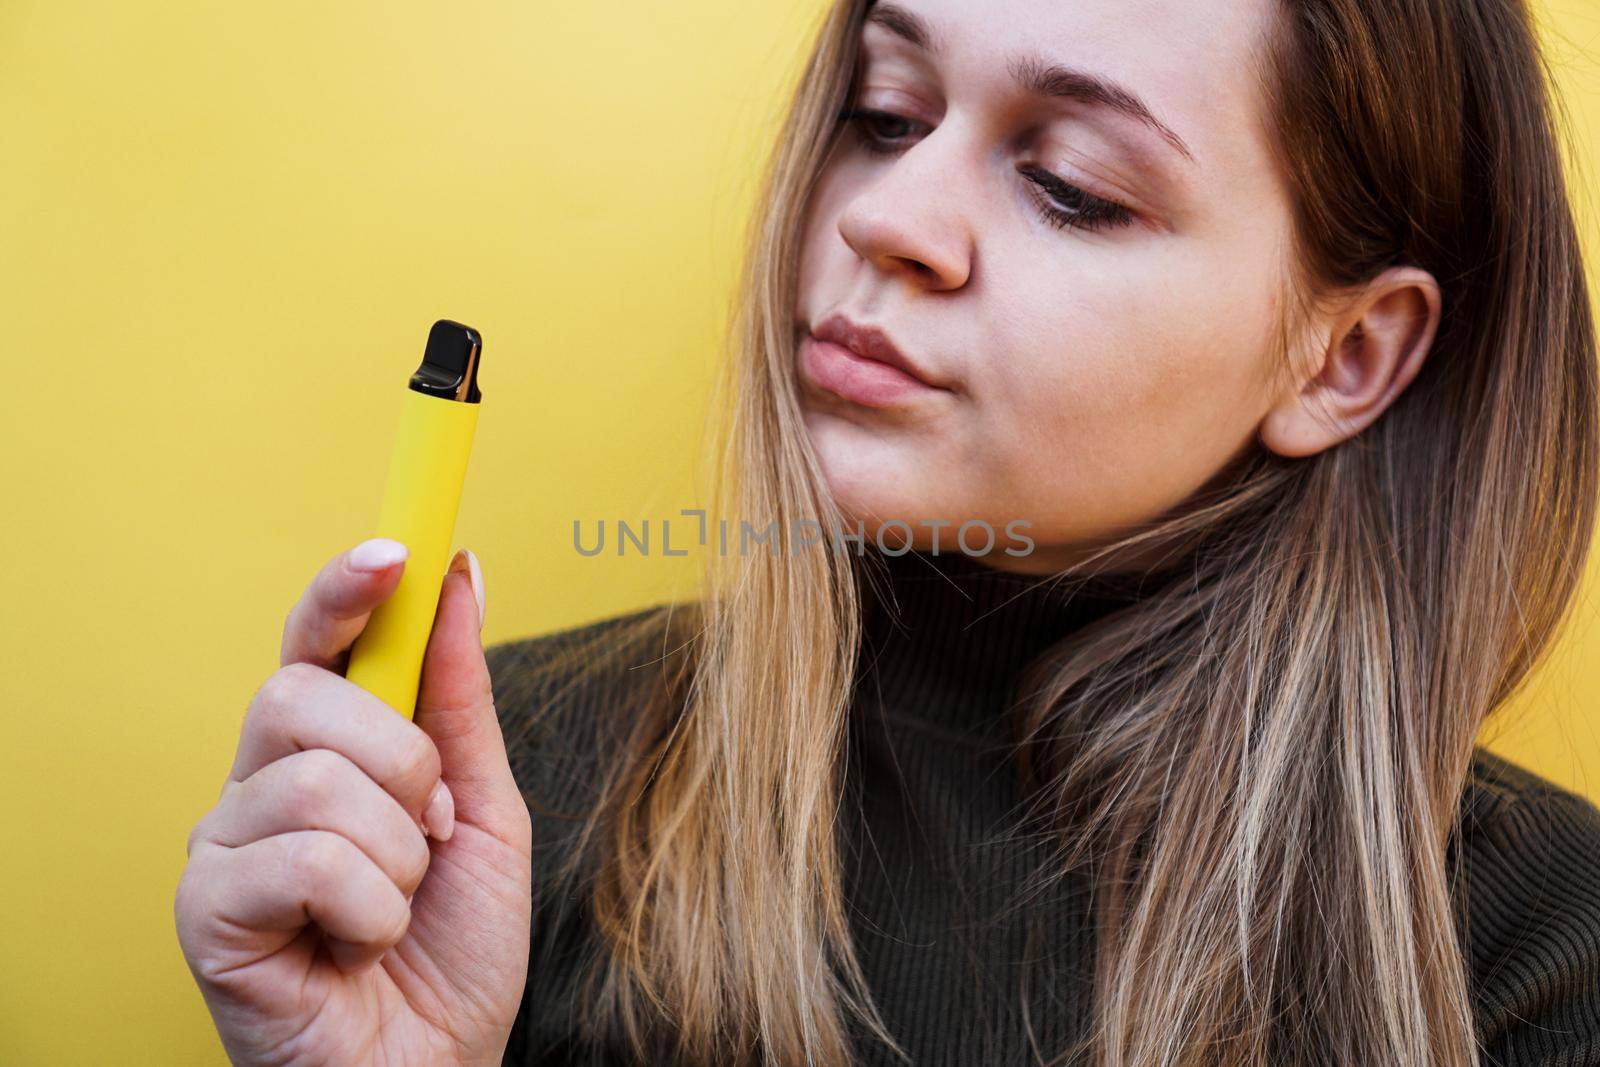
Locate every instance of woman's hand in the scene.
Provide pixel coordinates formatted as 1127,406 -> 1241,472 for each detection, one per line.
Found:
175,541 -> 534,1066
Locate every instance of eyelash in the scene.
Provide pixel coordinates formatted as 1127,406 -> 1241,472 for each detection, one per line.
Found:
836,106 -> 1136,234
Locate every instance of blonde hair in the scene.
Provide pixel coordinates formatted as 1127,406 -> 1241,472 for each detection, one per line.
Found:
510,0 -> 1599,1062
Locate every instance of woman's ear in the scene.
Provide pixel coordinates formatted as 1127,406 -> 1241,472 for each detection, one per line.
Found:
1258,265 -> 1442,458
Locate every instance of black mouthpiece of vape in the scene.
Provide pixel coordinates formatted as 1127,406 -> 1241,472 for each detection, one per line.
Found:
409,319 -> 483,403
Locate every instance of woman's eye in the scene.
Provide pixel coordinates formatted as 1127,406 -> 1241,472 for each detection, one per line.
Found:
835,106 -> 1136,236
1018,164 -> 1136,235
838,106 -> 923,153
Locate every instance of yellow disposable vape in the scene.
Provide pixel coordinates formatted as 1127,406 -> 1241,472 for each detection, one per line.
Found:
345,319 -> 484,718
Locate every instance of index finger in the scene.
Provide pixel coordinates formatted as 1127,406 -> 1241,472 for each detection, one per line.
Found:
280,538 -> 410,672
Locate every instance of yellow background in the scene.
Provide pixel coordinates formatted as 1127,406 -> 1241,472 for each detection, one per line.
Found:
0,1 -> 1595,1062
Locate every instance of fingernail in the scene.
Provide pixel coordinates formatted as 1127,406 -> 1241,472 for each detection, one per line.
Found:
349,538 -> 408,573
449,548 -> 486,630
422,780 -> 455,841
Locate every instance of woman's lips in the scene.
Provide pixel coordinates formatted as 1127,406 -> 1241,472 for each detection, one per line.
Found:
798,332 -> 948,408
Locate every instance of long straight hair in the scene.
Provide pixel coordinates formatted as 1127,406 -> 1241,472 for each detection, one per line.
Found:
511,0 -> 1599,1062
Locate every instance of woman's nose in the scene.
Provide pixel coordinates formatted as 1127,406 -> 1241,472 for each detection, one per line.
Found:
835,128 -> 975,291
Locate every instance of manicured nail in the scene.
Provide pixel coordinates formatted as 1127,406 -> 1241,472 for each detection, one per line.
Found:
349,538 -> 408,573
422,780 -> 455,842
449,548 -> 486,630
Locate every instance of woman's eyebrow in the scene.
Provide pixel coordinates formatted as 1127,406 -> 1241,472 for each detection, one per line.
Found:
865,3 -> 1197,168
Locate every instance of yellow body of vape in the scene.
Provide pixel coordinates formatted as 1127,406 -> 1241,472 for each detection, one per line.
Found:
345,320 -> 484,718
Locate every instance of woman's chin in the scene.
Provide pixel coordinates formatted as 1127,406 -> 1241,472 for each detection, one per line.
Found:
809,436 -> 915,512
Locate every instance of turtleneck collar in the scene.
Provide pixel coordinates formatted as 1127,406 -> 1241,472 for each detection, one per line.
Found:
850,545 -> 1142,742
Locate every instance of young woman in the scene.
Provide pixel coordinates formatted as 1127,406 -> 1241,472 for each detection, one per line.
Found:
176,0 -> 1600,1063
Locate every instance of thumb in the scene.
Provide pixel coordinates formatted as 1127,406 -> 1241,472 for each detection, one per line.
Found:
414,549 -> 524,844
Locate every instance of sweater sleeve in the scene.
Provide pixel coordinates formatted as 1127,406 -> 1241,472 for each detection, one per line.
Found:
1459,756 -> 1600,1067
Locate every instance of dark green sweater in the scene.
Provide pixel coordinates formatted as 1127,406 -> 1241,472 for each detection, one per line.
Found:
488,548 -> 1600,1065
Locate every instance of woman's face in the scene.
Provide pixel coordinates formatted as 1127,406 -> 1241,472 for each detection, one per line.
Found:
793,0 -> 1296,573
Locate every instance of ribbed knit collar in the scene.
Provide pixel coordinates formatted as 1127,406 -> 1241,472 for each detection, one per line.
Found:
851,545 -> 1142,742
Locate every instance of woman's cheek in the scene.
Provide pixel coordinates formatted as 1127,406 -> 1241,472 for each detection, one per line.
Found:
1002,356 -> 1199,524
